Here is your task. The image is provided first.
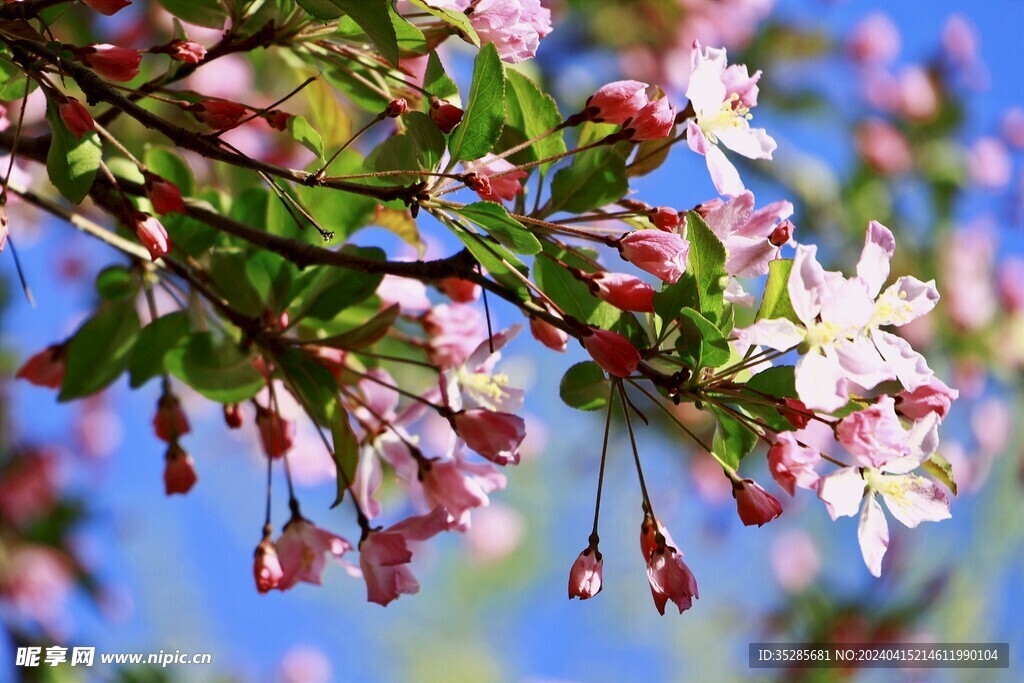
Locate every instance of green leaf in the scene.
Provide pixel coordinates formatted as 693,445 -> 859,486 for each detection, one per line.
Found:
208,249 -> 264,317
46,102 -> 101,204
449,43 -> 505,162
245,251 -> 295,314
155,0 -> 228,28
534,245 -> 620,330
711,408 -> 758,470
628,137 -> 673,178
683,211 -> 728,324
404,110 -> 446,171
318,304 -> 399,350
128,311 -> 191,388
165,332 -> 264,403
329,0 -> 400,65
454,230 -> 529,302
923,452 -> 957,496
653,278 -> 697,331
290,247 -> 384,321
330,407 -> 360,507
500,70 -> 565,170
297,0 -> 343,20
95,266 -> 137,300
453,202 -> 541,255
405,0 -> 480,46
676,308 -> 731,371
548,147 -> 627,214
144,146 -> 194,195
286,115 -> 325,161
389,7 -> 427,55
559,362 -> 611,411
59,302 -> 140,401
756,258 -> 799,323
276,348 -> 339,426
423,50 -> 458,102
0,57 -> 35,101
745,365 -> 797,398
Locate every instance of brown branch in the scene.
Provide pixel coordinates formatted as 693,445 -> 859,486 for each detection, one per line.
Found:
0,0 -> 67,21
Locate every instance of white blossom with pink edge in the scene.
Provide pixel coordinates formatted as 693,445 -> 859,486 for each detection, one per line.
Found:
686,41 -> 776,197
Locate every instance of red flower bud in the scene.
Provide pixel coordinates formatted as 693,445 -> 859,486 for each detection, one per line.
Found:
263,109 -> 292,131
58,98 -> 94,139
530,316 -> 568,352
586,80 -> 649,125
581,328 -> 641,378
223,403 -> 244,429
385,98 -> 408,118
144,173 -> 185,215
769,219 -> 795,247
439,277 -> 480,303
16,345 -> 66,389
78,44 -> 142,82
153,393 -> 190,442
589,272 -> 656,312
190,100 -> 249,130
622,98 -> 675,141
617,229 -> 689,283
780,397 -> 811,430
732,478 -> 783,527
254,535 -> 283,594
164,443 -> 198,496
82,0 -> 131,15
168,40 -> 206,64
256,406 -> 295,458
650,206 -> 680,231
133,213 -> 170,260
464,172 -> 492,197
430,100 -> 463,134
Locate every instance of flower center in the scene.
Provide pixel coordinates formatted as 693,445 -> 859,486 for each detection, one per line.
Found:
699,94 -> 753,143
805,321 -> 841,349
457,369 -> 510,411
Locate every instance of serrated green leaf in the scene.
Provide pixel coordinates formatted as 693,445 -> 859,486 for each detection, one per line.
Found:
286,115 -> 325,161
46,102 -> 101,204
711,408 -> 758,470
450,43 -> 505,161
423,50 -> 458,102
60,302 -> 140,401
548,147 -> 627,214
453,202 -> 540,255
329,0 -> 400,65
454,229 -> 529,302
559,362 -> 610,411
297,0 -> 343,19
683,211 -> 727,324
676,308 -> 731,370
404,110 -> 445,171
289,247 -> 385,322
405,0 -> 480,46
500,70 -> 565,170
756,258 -> 799,323
165,332 -> 264,403
534,248 -> 619,329
129,311 -> 191,388
155,0 -> 227,28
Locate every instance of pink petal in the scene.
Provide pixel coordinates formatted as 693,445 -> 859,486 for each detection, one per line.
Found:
857,221 -> 896,298
857,494 -> 889,577
817,467 -> 866,520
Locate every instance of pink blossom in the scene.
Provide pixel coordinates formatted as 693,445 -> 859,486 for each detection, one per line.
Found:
168,40 -> 206,64
589,271 -> 656,312
452,409 -> 526,466
856,119 -> 913,175
276,517 -> 355,589
153,393 -> 190,442
163,444 -> 197,495
767,432 -> 820,496
82,0 -> 132,14
420,449 -> 505,531
836,396 -> 911,469
134,213 -> 170,260
0,546 -> 74,631
16,344 -> 66,388
460,0 -> 553,64
586,80 -> 649,125
359,506 -> 448,606
254,536 -> 283,594
78,44 -> 142,81
58,98 -> 94,139
423,303 -> 488,369
0,450 -> 60,526
190,100 -> 249,130
581,328 -> 641,378
617,229 -> 689,283
256,406 -> 296,458
770,530 -> 820,593
732,478 -> 783,526
377,275 -> 431,313
967,138 -> 1012,189
1001,107 -> 1024,148
438,277 -> 480,303
895,66 -> 939,122
848,13 -> 900,65
278,647 -> 332,683
942,14 -> 978,66
640,515 -> 698,615
468,154 -> 527,202
697,191 -> 793,281
686,41 -> 776,196
464,503 -> 525,563
530,315 -> 568,352
895,377 -> 958,422
568,546 -> 603,600
623,98 -> 675,141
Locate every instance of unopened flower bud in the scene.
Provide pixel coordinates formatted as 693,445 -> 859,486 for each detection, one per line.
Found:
190,100 -> 249,130
589,272 -> 655,312
732,478 -> 783,526
650,206 -> 680,231
464,172 -> 492,197
167,39 -> 206,64
568,546 -> 603,599
581,327 -> 641,378
223,403 -> 244,429
769,219 -> 795,247
133,212 -> 170,261
385,98 -> 408,118
585,80 -> 649,125
144,173 -> 185,215
263,109 -> 292,131
430,100 -> 463,134
530,316 -> 569,352
622,99 -> 675,141
164,443 -> 198,496
254,535 -> 283,594
153,392 -> 190,442
16,344 -> 66,389
58,97 -> 94,139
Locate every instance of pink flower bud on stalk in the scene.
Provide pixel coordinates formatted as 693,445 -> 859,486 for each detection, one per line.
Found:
468,154 -> 527,203
153,392 -> 190,442
621,99 -> 675,141
223,403 -> 244,429
144,173 -> 185,215
430,99 -> 463,134
189,100 -> 249,130
568,546 -> 603,599
464,172 -> 492,197
256,406 -> 295,458
529,315 -> 569,352
133,213 -> 170,261
769,219 -> 795,247
616,229 -> 689,283
82,0 -> 132,15
584,80 -> 649,124
76,44 -> 142,82
254,535 -> 283,594
16,344 -> 66,388
588,272 -> 656,312
167,40 -> 206,64
262,109 -> 292,132
581,328 -> 641,378
452,409 -> 526,466
164,443 -> 198,495
58,97 -> 94,139
438,277 -> 480,303
650,206 -> 680,231
732,478 -> 783,526
640,514 -> 698,615
385,98 -> 407,118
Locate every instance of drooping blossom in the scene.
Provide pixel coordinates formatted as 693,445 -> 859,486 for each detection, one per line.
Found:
58,98 -> 94,139
467,154 -> 527,202
359,506 -> 448,606
420,444 -> 506,531
276,516 -> 356,589
145,174 -> 185,215
732,478 -> 783,526
452,409 -> 525,466
835,396 -> 911,469
435,0 -> 553,63
568,545 -> 603,600
153,392 -> 190,442
582,328 -> 641,378
894,376 -> 958,422
189,100 -> 249,130
256,405 -> 296,458
616,229 -> 689,283
133,213 -> 170,260
430,99 -> 463,134
588,272 -> 656,312
163,443 -> 197,495
529,315 -> 568,352
254,535 -> 284,594
585,80 -> 649,124
439,322 -> 525,417
847,12 -> 900,65
735,222 -> 939,411
856,119 -> 913,175
640,514 -> 699,615
622,98 -> 675,141
686,41 -> 776,197
223,403 -> 244,429
167,40 -> 206,64
767,432 -> 820,496
818,413 -> 949,577
76,44 -> 142,81
16,344 -> 66,388
422,303 -> 488,369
